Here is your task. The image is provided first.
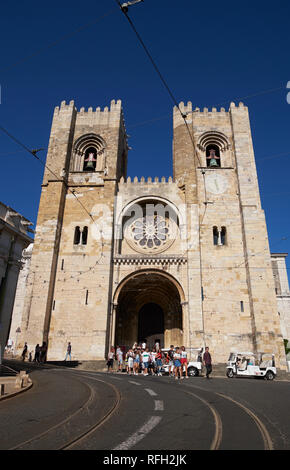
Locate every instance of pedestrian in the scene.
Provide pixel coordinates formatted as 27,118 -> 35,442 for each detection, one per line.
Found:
21,342 -> 28,362
203,346 -> 212,379
40,342 -> 47,362
133,349 -> 140,375
156,349 -> 163,376
28,351 -> 33,362
107,346 -> 115,372
116,346 -> 123,372
150,348 -> 157,375
154,339 -> 160,353
174,347 -> 182,380
142,348 -> 150,376
34,344 -> 40,363
127,348 -> 134,375
125,349 -> 129,373
65,342 -> 72,361
167,345 -> 175,376
181,346 -> 189,379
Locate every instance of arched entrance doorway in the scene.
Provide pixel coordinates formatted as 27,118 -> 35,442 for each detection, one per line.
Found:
114,271 -> 184,350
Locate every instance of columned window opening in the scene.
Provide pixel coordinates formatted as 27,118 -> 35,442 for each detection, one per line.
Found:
213,226 -> 227,246
74,226 -> 89,245
72,133 -> 106,172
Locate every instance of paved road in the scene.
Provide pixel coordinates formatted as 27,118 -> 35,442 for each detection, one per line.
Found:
0,365 -> 289,450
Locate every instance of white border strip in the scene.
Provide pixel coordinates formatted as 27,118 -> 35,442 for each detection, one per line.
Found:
114,416 -> 162,450
154,400 -> 164,411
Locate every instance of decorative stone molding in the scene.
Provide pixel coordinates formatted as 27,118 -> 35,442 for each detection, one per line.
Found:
113,254 -> 187,266
197,131 -> 230,152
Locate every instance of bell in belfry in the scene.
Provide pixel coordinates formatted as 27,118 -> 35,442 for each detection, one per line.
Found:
208,149 -> 219,167
84,151 -> 97,171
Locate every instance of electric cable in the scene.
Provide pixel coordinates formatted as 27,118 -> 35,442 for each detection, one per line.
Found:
0,124 -> 105,262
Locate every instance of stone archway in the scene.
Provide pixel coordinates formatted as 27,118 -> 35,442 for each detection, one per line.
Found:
113,270 -> 184,350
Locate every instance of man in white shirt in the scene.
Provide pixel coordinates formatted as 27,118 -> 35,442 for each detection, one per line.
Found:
142,348 -> 150,376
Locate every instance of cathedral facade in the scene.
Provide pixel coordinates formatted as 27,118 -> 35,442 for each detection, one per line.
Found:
17,99 -> 287,368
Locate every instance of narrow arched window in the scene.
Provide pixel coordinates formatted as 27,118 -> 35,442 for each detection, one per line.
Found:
83,147 -> 97,172
74,226 -> 81,245
82,226 -> 88,245
206,145 -> 220,168
213,226 -> 219,245
221,226 -> 227,245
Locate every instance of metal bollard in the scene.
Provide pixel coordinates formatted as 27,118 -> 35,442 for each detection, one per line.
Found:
0,384 -> 5,396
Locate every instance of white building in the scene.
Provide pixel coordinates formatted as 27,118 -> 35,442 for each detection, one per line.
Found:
0,202 -> 33,363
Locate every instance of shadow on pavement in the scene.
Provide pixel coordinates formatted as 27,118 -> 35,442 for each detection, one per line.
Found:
3,359 -> 81,375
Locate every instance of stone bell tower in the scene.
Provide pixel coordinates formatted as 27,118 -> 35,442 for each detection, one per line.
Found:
18,99 -> 128,360
172,101 -> 286,369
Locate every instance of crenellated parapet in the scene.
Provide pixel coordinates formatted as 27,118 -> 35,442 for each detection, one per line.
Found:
119,176 -> 174,184
53,99 -> 126,131
173,101 -> 248,127
54,98 -> 122,115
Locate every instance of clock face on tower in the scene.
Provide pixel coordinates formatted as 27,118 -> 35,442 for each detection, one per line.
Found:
205,173 -> 228,195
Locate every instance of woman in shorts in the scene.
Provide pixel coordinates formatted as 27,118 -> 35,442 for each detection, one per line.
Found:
133,349 -> 140,375
173,347 -> 182,380
180,346 -> 188,378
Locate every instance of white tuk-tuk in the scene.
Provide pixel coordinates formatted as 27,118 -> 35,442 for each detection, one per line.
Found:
162,347 -> 203,377
226,351 -> 276,380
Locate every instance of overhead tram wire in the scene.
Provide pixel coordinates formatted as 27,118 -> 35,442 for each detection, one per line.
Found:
0,124 -> 105,263
114,0 -> 208,225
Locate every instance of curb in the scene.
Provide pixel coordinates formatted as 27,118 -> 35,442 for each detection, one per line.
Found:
0,381 -> 33,402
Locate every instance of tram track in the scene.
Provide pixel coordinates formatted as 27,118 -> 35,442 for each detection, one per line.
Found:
60,375 -> 121,450
182,382 -> 274,450
3,368 -> 277,450
216,392 -> 273,450
9,373 -> 122,451
179,388 -> 223,450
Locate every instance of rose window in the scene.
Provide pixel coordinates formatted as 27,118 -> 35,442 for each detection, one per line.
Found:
125,215 -> 175,253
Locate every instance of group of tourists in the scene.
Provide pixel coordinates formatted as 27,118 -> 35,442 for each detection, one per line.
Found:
21,342 -> 48,363
107,342 -> 213,379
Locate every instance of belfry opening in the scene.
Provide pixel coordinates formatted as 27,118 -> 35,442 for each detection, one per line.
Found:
114,271 -> 183,350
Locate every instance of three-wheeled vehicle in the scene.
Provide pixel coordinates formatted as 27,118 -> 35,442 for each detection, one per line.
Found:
161,347 -> 203,377
226,351 -> 276,380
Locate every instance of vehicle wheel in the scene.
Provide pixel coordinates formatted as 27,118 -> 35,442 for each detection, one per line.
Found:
265,371 -> 275,381
188,367 -> 199,377
227,369 -> 234,378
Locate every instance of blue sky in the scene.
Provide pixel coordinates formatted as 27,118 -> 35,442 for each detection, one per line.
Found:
0,0 -> 289,274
